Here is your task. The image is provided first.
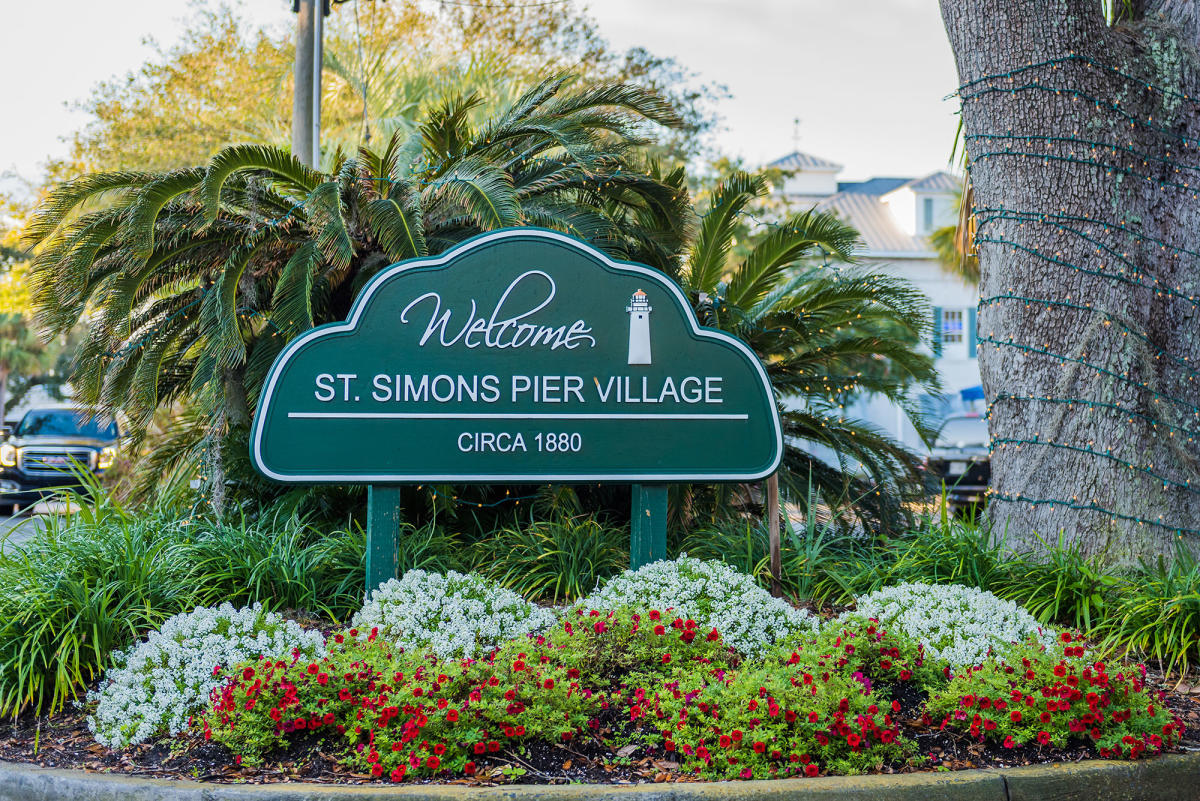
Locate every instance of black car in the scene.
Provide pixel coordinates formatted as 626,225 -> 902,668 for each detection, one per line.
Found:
924,413 -> 990,513
0,408 -> 121,514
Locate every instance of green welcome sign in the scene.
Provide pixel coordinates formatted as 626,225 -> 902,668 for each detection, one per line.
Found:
251,228 -> 782,588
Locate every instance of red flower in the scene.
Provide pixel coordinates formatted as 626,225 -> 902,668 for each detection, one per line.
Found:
707,628 -> 720,641
1011,710 -> 1022,723
446,709 -> 459,722
464,761 -> 476,776
805,764 -> 819,777
242,667 -> 255,681
1037,731 -> 1052,745
654,625 -> 666,635
661,653 -> 672,664
317,673 -> 329,685
390,765 -> 406,782
474,742 -> 486,754
846,733 -> 861,748
434,743 -> 446,755
753,741 -> 766,753
371,763 -> 383,778
307,663 -> 319,675
543,679 -> 554,689
681,630 -> 695,643
719,735 -> 733,748
1003,736 -> 1016,749
649,610 -> 661,620
427,755 -> 440,770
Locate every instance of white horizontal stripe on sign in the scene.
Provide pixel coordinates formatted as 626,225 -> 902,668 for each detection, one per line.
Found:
287,412 -> 748,420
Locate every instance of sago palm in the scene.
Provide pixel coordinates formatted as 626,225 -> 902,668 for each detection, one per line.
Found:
23,76 -> 690,502
678,172 -> 940,532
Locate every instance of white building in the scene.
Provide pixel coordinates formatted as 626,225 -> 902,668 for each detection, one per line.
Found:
769,151 -> 981,451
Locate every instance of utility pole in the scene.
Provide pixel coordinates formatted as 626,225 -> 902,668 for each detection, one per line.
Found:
292,0 -> 325,169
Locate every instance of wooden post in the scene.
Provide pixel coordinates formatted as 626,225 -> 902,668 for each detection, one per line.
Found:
767,472 -> 782,597
630,484 -> 668,568
366,485 -> 401,598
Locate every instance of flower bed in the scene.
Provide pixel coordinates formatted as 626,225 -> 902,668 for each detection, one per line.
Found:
0,565 -> 1193,786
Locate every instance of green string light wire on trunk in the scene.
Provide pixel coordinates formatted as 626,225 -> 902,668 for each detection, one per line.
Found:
954,53 -> 1200,539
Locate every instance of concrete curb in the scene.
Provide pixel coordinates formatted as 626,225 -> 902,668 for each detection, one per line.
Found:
0,752 -> 1196,801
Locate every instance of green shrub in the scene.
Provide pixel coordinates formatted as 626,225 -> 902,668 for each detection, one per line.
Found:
1100,546 -> 1200,678
0,509 -> 199,714
483,514 -> 626,602
998,533 -> 1122,631
926,636 -> 1183,758
580,556 -> 816,656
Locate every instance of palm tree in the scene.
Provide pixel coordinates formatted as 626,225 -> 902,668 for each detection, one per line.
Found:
677,172 -> 941,534
0,314 -> 46,427
23,77 -> 690,507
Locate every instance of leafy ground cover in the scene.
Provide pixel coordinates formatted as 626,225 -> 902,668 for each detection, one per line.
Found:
0,557 -> 1195,786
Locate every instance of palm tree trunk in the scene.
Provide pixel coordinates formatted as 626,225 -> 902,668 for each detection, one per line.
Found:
940,0 -> 1200,563
767,472 -> 781,597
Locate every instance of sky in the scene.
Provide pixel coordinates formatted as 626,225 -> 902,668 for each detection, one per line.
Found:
0,0 -> 961,192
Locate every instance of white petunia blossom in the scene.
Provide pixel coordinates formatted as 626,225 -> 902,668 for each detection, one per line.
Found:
353,570 -> 555,660
579,555 -> 816,656
87,603 -> 325,749
847,582 -> 1059,668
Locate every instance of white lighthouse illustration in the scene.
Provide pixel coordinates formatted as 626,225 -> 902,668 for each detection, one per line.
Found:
626,288 -> 652,365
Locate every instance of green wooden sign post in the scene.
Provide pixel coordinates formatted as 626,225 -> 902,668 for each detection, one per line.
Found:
251,229 -> 782,595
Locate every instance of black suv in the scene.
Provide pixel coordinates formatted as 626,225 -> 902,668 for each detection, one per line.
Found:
924,413 -> 990,513
0,408 -> 120,514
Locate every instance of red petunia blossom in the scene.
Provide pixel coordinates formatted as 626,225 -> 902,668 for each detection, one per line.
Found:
464,761 -> 476,776
661,653 -> 672,664
719,735 -> 733,748
805,764 -> 819,777
317,673 -> 329,685
474,742 -> 486,754
446,709 -> 459,722
543,679 -> 554,689
1011,710 -> 1022,723
1037,731 -> 1052,745
371,764 -> 383,778
707,628 -> 720,641
427,755 -> 440,770
681,630 -> 695,643
1003,736 -> 1016,749
242,667 -> 255,681
753,741 -> 766,753
307,663 -> 319,675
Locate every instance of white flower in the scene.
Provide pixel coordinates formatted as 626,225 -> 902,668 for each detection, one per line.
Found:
578,555 -> 816,656
845,582 -> 1058,668
353,570 -> 555,660
87,603 -> 325,749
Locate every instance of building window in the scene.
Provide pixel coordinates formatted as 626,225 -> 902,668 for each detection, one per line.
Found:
923,197 -> 935,231
941,309 -> 964,343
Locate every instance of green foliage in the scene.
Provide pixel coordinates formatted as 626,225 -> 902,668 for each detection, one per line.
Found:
996,533 -> 1121,632
484,514 -> 627,603
185,512 -> 365,619
676,171 -> 941,533
0,505 -> 197,715
926,637 -> 1182,758
0,492 -> 364,715
26,77 -> 690,502
1099,545 -> 1200,678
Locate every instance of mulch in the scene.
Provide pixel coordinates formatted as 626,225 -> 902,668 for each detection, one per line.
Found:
1,670 -> 1196,787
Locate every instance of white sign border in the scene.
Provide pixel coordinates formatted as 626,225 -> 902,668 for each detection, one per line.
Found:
250,228 -> 784,483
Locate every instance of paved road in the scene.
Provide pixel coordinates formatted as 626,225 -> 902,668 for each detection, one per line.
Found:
0,513 -> 46,552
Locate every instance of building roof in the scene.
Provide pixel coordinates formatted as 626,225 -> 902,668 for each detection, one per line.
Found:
767,150 -> 843,171
837,177 -> 911,195
896,171 -> 959,194
817,192 -> 929,254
